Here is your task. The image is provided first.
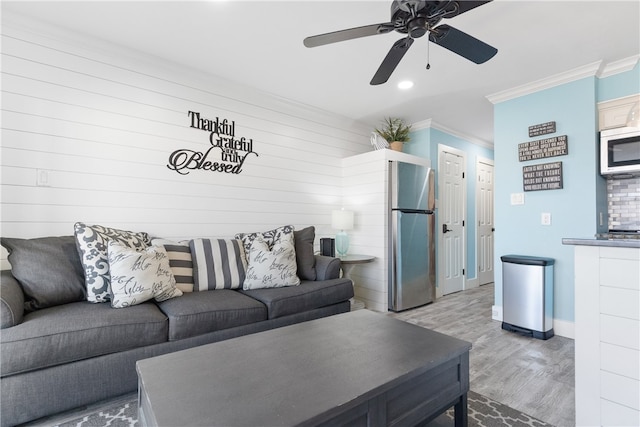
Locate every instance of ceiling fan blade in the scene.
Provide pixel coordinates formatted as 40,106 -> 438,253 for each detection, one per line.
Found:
304,23 -> 394,48
454,1 -> 493,16
370,37 -> 414,86
429,24 -> 497,64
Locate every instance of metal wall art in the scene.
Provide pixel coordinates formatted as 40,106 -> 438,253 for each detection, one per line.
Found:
167,111 -> 259,175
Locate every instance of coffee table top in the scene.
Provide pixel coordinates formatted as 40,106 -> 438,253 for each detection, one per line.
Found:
137,310 -> 471,426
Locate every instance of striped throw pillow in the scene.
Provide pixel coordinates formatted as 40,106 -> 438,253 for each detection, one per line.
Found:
189,239 -> 247,290
151,238 -> 194,293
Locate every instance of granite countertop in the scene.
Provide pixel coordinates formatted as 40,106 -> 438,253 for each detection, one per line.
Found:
562,238 -> 640,248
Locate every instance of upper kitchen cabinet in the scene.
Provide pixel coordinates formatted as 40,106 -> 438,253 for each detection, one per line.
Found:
598,94 -> 640,130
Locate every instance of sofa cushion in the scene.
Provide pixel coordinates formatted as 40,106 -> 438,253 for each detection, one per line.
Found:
243,234 -> 300,290
1,236 -> 86,311
294,226 -> 316,281
235,224 -> 294,263
151,238 -> 194,292
74,222 -> 151,303
156,290 -> 267,341
0,301 -> 167,376
189,239 -> 247,290
1,270 -> 24,328
239,278 -> 354,319
107,241 -> 182,308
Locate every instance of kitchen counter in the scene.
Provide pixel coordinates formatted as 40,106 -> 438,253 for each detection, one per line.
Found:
567,240 -> 640,426
562,237 -> 640,248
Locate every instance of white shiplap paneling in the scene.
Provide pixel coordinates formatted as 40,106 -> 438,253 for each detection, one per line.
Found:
0,14 -> 371,268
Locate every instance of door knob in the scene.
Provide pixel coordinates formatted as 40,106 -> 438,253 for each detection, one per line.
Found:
442,224 -> 451,234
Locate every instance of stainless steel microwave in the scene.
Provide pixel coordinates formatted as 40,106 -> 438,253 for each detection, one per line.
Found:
600,126 -> 640,177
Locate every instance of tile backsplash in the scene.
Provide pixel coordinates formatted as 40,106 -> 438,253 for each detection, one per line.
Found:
608,176 -> 640,230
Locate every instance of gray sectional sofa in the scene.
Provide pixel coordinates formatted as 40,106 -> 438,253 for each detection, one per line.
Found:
0,227 -> 353,426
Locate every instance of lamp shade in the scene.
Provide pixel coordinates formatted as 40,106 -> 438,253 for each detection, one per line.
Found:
332,210 -> 354,231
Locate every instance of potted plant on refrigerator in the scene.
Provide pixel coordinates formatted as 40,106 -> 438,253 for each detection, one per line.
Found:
375,117 -> 412,151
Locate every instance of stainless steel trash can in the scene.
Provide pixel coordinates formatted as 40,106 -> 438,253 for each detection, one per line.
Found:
501,255 -> 554,340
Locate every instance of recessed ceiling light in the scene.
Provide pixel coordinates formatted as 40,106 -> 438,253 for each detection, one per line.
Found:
398,80 -> 414,90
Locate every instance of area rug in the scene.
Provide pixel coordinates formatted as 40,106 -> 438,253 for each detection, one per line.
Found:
444,391 -> 555,427
45,390 -> 553,427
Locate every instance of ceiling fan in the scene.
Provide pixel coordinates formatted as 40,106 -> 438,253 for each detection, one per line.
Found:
303,0 -> 498,85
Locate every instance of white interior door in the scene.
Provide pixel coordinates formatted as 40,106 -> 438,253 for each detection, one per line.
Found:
477,158 -> 495,285
438,146 -> 465,296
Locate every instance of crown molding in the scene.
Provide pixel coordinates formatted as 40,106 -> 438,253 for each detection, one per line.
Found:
486,61 -> 602,104
411,119 -> 493,149
412,119 -> 433,130
597,55 -> 640,78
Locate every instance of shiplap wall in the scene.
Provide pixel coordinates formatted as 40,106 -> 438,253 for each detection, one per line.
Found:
0,14 -> 371,269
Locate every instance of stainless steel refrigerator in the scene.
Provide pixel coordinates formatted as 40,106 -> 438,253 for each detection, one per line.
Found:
388,160 -> 436,312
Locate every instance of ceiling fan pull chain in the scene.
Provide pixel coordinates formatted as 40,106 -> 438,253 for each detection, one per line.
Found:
426,31 -> 431,70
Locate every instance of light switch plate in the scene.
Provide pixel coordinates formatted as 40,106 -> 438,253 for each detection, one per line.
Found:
510,193 -> 525,205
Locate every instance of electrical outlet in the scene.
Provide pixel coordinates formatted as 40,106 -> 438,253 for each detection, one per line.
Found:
36,169 -> 51,187
541,212 -> 551,226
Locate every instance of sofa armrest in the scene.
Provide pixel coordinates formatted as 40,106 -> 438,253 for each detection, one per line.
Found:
314,255 -> 341,281
1,270 -> 24,328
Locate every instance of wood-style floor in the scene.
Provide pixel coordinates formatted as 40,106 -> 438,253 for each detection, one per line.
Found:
389,283 -> 575,427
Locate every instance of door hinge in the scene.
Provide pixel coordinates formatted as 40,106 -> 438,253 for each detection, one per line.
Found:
462,269 -> 465,276
462,220 -> 465,226
462,172 -> 465,179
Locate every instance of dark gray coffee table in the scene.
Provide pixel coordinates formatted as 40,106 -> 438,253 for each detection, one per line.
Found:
137,310 -> 471,427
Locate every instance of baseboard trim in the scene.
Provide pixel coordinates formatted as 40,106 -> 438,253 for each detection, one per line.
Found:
553,319 -> 575,339
492,305 -> 503,322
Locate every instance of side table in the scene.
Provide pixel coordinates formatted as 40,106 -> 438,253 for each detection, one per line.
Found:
339,254 -> 375,310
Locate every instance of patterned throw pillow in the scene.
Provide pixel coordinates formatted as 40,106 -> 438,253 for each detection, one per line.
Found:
189,239 -> 247,290
235,225 -> 294,263
74,222 -> 151,303
243,233 -> 300,290
107,241 -> 182,308
151,238 -> 194,292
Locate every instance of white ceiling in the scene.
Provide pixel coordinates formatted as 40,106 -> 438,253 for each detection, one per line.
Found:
3,1 -> 640,145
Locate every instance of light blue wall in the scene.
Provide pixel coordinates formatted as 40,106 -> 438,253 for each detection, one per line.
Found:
494,77 -> 599,323
405,126 -> 494,283
598,63 -> 640,102
493,63 -> 640,323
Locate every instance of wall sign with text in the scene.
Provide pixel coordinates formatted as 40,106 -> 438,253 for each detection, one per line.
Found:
528,121 -> 556,137
518,135 -> 568,162
167,111 -> 259,175
523,161 -> 563,192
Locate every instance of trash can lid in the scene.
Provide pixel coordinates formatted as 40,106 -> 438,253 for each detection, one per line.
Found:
500,255 -> 555,266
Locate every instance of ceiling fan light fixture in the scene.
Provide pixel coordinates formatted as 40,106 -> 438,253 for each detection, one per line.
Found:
398,80 -> 414,90
303,0 -> 497,84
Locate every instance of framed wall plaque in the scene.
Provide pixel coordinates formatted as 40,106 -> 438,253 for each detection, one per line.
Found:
523,161 -> 563,191
518,135 -> 568,161
528,121 -> 556,137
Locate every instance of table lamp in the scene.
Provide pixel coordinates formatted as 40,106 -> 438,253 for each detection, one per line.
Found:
332,209 -> 354,257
